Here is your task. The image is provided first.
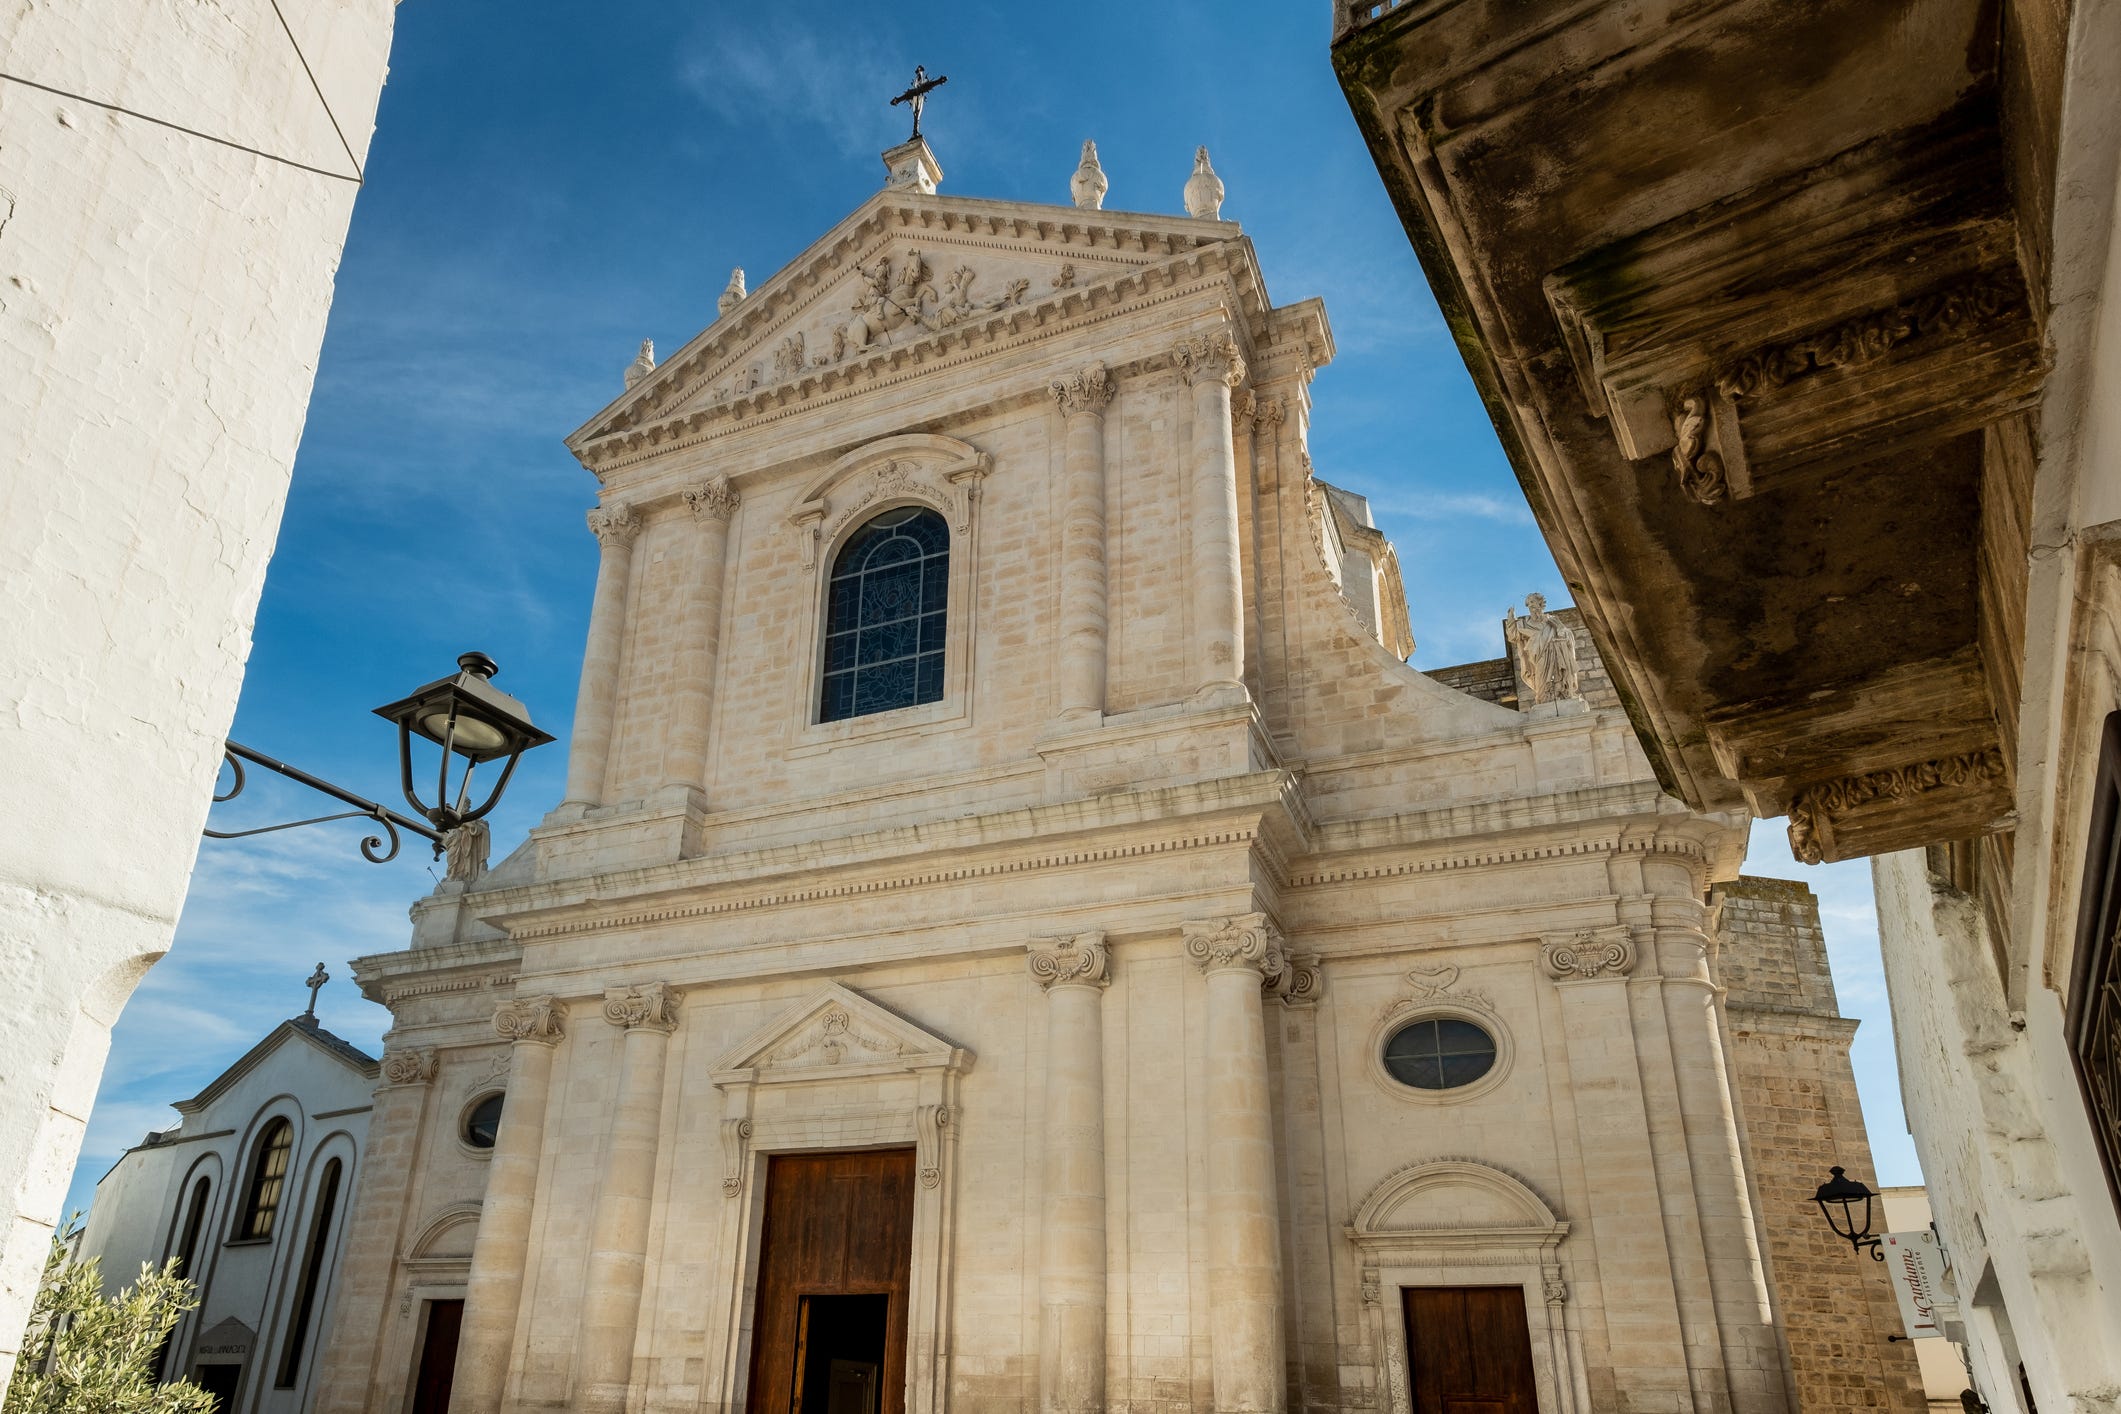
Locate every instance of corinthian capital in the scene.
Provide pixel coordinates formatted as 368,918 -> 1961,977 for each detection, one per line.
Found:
1049,361 -> 1114,417
1027,932 -> 1110,991
586,504 -> 642,548
603,981 -> 681,1032
1183,912 -> 1284,978
684,476 -> 739,522
494,996 -> 566,1046
1173,332 -> 1245,389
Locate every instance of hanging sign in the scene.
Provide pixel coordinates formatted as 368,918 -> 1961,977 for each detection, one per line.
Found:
1881,1229 -> 1957,1339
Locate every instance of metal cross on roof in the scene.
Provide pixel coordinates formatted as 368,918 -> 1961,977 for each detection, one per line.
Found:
890,65 -> 948,142
303,961 -> 329,1019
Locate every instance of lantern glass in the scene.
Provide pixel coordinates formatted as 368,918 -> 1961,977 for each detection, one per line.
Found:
374,652 -> 553,766
1812,1166 -> 1876,1245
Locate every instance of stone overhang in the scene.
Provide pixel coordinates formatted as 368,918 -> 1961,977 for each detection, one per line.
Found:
1332,0 -> 2051,862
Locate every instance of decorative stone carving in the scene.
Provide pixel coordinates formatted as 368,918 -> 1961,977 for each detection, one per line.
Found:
1279,953 -> 1323,1007
1504,593 -> 1581,704
1360,1267 -> 1381,1307
494,996 -> 565,1046
717,267 -> 746,317
1184,145 -> 1224,220
1172,331 -> 1245,388
1543,1269 -> 1568,1305
1251,393 -> 1286,433
1667,392 -> 1730,505
442,819 -> 489,883
1787,746 -> 2008,864
915,1102 -> 951,1189
1070,139 -> 1108,210
1539,927 -> 1636,981
1380,964 -> 1498,1022
1027,933 -> 1110,991
585,504 -> 641,549
380,1046 -> 437,1087
1183,912 -> 1285,978
624,338 -> 655,389
684,475 -> 739,522
603,982 -> 680,1032
719,1118 -> 752,1197
1049,361 -> 1113,418
480,1050 -> 512,1085
766,1004 -> 904,1069
1052,262 -> 1077,290
1715,271 -> 2020,401
771,331 -> 806,380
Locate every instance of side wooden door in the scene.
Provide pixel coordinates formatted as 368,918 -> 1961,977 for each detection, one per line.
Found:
1402,1285 -> 1540,1414
746,1150 -> 916,1414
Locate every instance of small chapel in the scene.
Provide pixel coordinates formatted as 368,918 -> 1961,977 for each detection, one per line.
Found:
313,121 -> 1917,1414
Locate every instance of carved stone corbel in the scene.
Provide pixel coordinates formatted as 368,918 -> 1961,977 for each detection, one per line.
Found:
1278,952 -> 1323,1007
603,982 -> 680,1033
915,1103 -> 952,1190
719,1118 -> 752,1198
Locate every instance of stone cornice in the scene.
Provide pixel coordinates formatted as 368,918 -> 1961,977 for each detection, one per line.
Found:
570,244 -> 1270,478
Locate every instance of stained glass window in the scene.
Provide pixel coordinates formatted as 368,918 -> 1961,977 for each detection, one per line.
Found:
1383,1017 -> 1497,1090
820,506 -> 949,723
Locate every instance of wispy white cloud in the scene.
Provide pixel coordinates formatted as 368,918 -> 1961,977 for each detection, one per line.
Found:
677,18 -> 902,159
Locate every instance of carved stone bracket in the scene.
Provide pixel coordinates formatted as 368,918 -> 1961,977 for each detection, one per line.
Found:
1787,746 -> 2007,864
379,1046 -> 438,1088
586,505 -> 641,548
684,476 -> 739,523
1279,952 -> 1323,1007
1539,928 -> 1637,981
1027,932 -> 1110,991
719,1118 -> 752,1197
1172,331 -> 1246,388
494,996 -> 565,1046
1384,964 -> 1498,1020
1183,912 -> 1286,980
603,981 -> 681,1033
1049,361 -> 1113,418
915,1103 -> 953,1190
1361,1267 -> 1381,1307
1667,391 -> 1733,505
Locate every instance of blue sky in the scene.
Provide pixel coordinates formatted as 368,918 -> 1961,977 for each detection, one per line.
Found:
63,0 -> 1920,1215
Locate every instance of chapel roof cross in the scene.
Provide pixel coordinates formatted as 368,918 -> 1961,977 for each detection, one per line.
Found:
302,961 -> 329,1019
890,65 -> 948,142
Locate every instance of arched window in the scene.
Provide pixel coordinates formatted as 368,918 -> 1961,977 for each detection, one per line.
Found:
820,506 -> 949,722
235,1118 -> 294,1241
275,1157 -> 342,1387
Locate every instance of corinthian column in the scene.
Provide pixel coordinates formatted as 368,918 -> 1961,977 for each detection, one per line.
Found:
1049,363 -> 1114,719
1027,933 -> 1112,1414
1184,913 -> 1287,1414
453,998 -> 566,1414
563,505 -> 642,807
576,982 -> 680,1414
1174,333 -> 1248,697
661,479 -> 739,795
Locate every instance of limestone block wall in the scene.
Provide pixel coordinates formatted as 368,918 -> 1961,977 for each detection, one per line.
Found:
1715,877 -> 1924,1414
0,0 -> 394,1374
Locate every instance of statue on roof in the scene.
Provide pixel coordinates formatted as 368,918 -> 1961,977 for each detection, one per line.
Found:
1505,593 -> 1581,705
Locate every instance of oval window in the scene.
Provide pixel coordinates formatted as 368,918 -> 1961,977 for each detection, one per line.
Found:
1382,1017 -> 1497,1091
463,1093 -> 505,1149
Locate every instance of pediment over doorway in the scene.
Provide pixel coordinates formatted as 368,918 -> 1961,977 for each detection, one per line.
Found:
1348,1160 -> 1568,1255
709,982 -> 970,1088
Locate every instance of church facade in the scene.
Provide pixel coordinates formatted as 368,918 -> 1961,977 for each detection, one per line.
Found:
315,138 -> 1908,1414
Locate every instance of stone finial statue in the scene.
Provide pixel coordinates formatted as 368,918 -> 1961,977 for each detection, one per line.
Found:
1184,145 -> 1224,220
443,818 -> 491,883
624,338 -> 655,388
717,267 -> 747,317
1071,140 -> 1109,210
1504,593 -> 1582,705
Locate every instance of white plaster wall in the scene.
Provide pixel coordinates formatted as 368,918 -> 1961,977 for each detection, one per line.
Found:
0,0 -> 395,1374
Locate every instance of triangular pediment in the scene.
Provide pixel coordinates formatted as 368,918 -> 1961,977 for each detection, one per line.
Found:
172,1017 -> 378,1116
709,982 -> 969,1086
567,187 -> 1259,466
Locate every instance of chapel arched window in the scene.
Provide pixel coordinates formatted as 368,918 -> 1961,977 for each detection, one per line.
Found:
235,1118 -> 294,1241
820,506 -> 949,723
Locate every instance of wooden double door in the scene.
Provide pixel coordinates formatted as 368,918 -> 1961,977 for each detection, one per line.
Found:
1402,1286 -> 1541,1414
747,1149 -> 916,1414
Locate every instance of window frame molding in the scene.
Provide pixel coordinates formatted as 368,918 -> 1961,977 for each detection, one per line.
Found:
228,1108 -> 300,1245
784,434 -> 989,749
1367,999 -> 1515,1106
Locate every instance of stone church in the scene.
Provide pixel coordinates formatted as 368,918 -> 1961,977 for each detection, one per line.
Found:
314,135 -> 1915,1414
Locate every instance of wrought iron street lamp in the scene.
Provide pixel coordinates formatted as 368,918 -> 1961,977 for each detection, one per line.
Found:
205,651 -> 552,864
1813,1165 -> 1884,1260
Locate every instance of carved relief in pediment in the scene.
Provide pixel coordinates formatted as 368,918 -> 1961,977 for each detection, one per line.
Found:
709,981 -> 969,1086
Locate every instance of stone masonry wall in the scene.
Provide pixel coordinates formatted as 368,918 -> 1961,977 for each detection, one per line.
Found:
1717,876 -> 1926,1414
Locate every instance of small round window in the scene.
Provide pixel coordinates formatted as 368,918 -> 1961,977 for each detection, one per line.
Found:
463,1093 -> 504,1149
1383,1018 -> 1497,1091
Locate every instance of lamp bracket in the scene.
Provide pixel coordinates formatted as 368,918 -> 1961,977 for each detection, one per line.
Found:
205,740 -> 445,864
